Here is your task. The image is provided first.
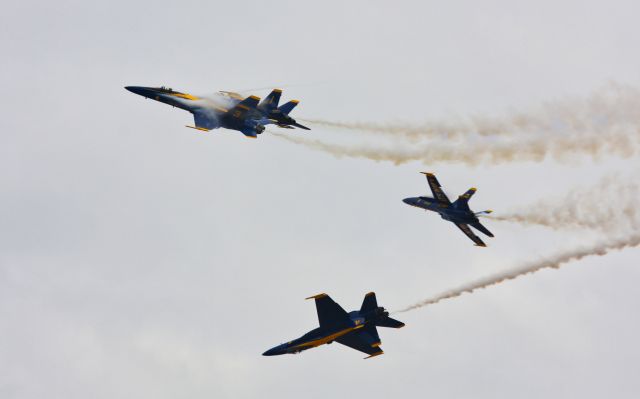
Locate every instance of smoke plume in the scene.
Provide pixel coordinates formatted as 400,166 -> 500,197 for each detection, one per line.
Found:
277,84 -> 640,166
395,233 -> 640,313
273,129 -> 640,166
302,84 -> 640,141
488,175 -> 640,231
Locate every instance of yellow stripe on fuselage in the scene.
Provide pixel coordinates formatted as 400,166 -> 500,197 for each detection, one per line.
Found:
170,92 -> 200,100
292,325 -> 364,350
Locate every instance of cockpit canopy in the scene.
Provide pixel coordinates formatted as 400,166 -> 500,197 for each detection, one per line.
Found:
159,86 -> 174,92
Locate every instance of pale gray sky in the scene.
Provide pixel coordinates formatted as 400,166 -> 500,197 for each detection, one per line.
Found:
2,1 -> 640,398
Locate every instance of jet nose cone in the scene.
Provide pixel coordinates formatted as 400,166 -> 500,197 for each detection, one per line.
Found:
125,86 -> 151,97
402,197 -> 415,205
262,348 -> 278,356
262,344 -> 286,356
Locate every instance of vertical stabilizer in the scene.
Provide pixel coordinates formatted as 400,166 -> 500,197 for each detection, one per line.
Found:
360,292 -> 378,313
258,89 -> 282,112
278,100 -> 299,115
452,187 -> 476,211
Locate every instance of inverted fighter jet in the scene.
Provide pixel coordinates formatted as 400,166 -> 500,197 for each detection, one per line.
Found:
263,292 -> 404,359
403,172 -> 494,247
125,85 -> 274,138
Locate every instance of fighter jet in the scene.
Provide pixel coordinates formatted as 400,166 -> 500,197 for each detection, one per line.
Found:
125,85 -> 275,138
222,88 -> 310,130
403,172 -> 494,247
263,292 -> 404,359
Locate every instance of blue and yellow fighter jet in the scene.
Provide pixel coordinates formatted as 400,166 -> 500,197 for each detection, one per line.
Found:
403,172 -> 494,247
125,86 -> 309,138
263,292 -> 404,359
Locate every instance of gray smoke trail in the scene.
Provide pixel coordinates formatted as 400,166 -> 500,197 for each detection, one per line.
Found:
299,119 -> 473,142
302,84 -> 640,141
488,175 -> 640,231
279,84 -> 640,165
273,128 -> 640,166
395,233 -> 640,313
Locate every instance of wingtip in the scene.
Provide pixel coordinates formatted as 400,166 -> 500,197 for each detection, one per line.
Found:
364,351 -> 384,359
420,172 -> 434,176
305,293 -> 327,300
185,125 -> 210,132
364,291 -> 376,297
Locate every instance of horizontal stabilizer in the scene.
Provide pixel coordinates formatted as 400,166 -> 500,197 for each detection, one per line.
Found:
376,316 -> 405,329
292,122 -> 311,130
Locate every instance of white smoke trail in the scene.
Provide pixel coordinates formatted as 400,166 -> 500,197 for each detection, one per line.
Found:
302,83 -> 640,141
277,84 -> 640,166
395,233 -> 640,313
273,128 -> 640,166
488,175 -> 640,231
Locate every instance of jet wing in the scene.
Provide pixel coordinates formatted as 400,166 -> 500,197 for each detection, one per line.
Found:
421,172 -> 451,204
455,223 -> 486,247
306,293 -> 351,330
219,90 -> 245,100
470,221 -> 494,238
227,95 -> 261,119
189,109 -> 221,131
336,328 -> 383,359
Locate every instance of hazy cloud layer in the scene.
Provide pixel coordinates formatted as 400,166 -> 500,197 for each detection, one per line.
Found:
3,1 -> 640,399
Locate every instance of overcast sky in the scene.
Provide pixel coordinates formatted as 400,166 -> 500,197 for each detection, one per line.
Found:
2,1 -> 640,398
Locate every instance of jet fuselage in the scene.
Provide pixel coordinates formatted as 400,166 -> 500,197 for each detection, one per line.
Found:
263,307 -> 386,356
125,86 -> 269,136
403,196 -> 479,225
